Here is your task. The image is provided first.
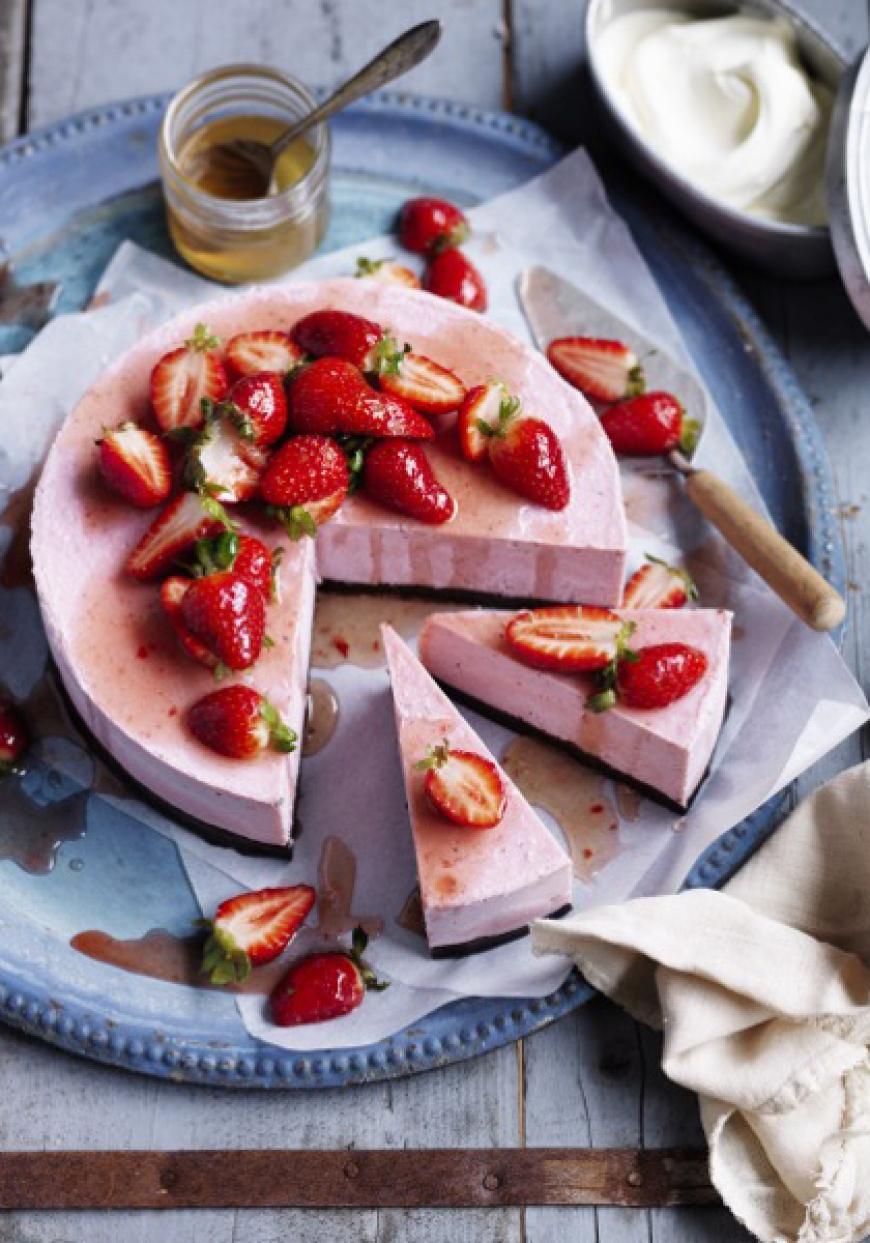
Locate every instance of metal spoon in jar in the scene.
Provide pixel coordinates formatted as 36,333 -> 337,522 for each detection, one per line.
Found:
201,20 -> 442,198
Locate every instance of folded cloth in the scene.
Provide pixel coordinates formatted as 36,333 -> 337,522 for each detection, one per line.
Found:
532,762 -> 870,1243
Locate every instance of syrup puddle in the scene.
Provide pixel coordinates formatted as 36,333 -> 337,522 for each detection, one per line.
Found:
69,834 -> 382,989
502,737 -> 622,882
311,590 -> 447,669
615,784 -> 643,823
303,678 -> 339,755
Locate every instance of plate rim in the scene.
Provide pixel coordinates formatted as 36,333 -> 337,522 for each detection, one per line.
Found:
0,89 -> 843,1088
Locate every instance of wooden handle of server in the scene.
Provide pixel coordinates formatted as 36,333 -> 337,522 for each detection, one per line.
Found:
684,469 -> 845,632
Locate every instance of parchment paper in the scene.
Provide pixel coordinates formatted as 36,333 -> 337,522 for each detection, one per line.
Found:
2,149 -> 866,1050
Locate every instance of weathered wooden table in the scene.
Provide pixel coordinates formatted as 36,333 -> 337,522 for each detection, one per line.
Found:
1,2 -> 867,1239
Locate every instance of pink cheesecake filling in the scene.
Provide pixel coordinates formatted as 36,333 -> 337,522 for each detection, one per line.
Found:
419,608 -> 732,809
383,625 -> 572,951
32,402 -> 315,846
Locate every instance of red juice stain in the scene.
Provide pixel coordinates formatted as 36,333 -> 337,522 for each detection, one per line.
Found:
590,803 -> 604,814
136,645 -> 149,660
332,636 -> 349,658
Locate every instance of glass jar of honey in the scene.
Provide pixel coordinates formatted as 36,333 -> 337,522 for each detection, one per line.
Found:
159,64 -> 330,283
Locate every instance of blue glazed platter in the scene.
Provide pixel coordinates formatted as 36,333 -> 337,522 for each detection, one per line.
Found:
0,92 -> 845,1088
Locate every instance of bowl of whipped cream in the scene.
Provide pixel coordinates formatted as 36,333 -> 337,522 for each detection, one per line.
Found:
586,0 -> 845,276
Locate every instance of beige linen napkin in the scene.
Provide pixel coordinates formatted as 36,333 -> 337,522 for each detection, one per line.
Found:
533,762 -> 870,1243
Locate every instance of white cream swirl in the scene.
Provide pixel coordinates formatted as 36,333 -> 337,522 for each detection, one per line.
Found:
596,9 -> 833,226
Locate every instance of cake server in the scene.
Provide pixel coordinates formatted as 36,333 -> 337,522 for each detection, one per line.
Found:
517,265 -> 846,632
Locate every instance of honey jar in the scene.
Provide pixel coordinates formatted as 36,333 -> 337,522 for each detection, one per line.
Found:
158,65 -> 330,283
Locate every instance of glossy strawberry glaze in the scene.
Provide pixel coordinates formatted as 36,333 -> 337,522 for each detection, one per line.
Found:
419,608 -> 732,809
31,278 -> 625,847
382,626 -> 572,951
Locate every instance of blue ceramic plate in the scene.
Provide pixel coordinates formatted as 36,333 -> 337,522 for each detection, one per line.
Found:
0,93 -> 844,1088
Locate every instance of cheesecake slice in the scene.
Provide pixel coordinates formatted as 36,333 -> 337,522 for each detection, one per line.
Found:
419,608 -> 732,810
382,625 -> 573,955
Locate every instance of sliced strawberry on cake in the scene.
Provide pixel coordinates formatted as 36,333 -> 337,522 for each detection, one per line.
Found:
420,606 -> 731,810
383,625 -> 572,955
150,323 -> 229,433
225,330 -> 305,379
97,423 -> 171,508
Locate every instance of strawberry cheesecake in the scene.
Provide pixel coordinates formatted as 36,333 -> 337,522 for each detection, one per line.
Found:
31,278 -> 627,849
382,625 -> 573,954
419,606 -> 732,810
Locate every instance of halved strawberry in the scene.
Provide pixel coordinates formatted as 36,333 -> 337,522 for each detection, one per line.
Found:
288,357 -> 435,440
223,373 -> 288,447
355,256 -> 420,288
260,434 -> 350,539
126,491 -> 231,581
188,685 -> 297,762
547,337 -> 644,403
416,742 -> 505,829
457,382 -> 518,462
225,330 -> 305,380
505,606 -> 635,673
291,309 -> 387,371
623,556 -> 698,609
270,927 -> 387,1026
185,409 -> 267,503
97,422 -> 171,508
378,352 -> 466,415
201,883 -> 316,985
614,643 -> 708,710
160,576 -> 219,669
150,323 -> 229,433
180,571 -> 265,671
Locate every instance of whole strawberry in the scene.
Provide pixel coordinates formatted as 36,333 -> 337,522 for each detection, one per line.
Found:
484,411 -> 570,511
188,685 -> 297,759
188,531 -> 273,598
270,927 -> 387,1027
97,422 -> 171,508
589,642 -> 708,713
615,643 -> 708,709
201,884 -> 315,984
260,434 -> 350,538
179,571 -> 265,671
291,309 -> 386,371
223,372 -> 288,447
0,700 -> 29,774
600,392 -> 697,457
288,357 -> 434,440
398,197 -> 469,254
423,248 -> 487,312
161,576 -> 221,669
361,439 -> 456,525
150,323 -> 228,433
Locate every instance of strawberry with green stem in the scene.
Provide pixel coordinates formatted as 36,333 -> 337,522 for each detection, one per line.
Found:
355,256 -> 420,289
623,555 -> 698,610
260,433 -> 350,540
200,884 -> 315,985
150,323 -> 229,433
188,685 -> 298,759
288,357 -> 435,440
270,926 -> 388,1027
600,392 -> 700,458
588,642 -> 708,712
416,741 -> 505,829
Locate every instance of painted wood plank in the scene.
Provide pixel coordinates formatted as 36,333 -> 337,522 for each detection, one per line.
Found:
0,0 -> 27,142
26,0 -> 505,130
0,1020 -> 520,1241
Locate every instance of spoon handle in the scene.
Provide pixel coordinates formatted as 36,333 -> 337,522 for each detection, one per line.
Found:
682,467 -> 846,631
272,21 -> 442,158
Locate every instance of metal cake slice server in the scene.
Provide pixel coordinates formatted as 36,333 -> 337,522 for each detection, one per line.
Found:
517,265 -> 846,632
